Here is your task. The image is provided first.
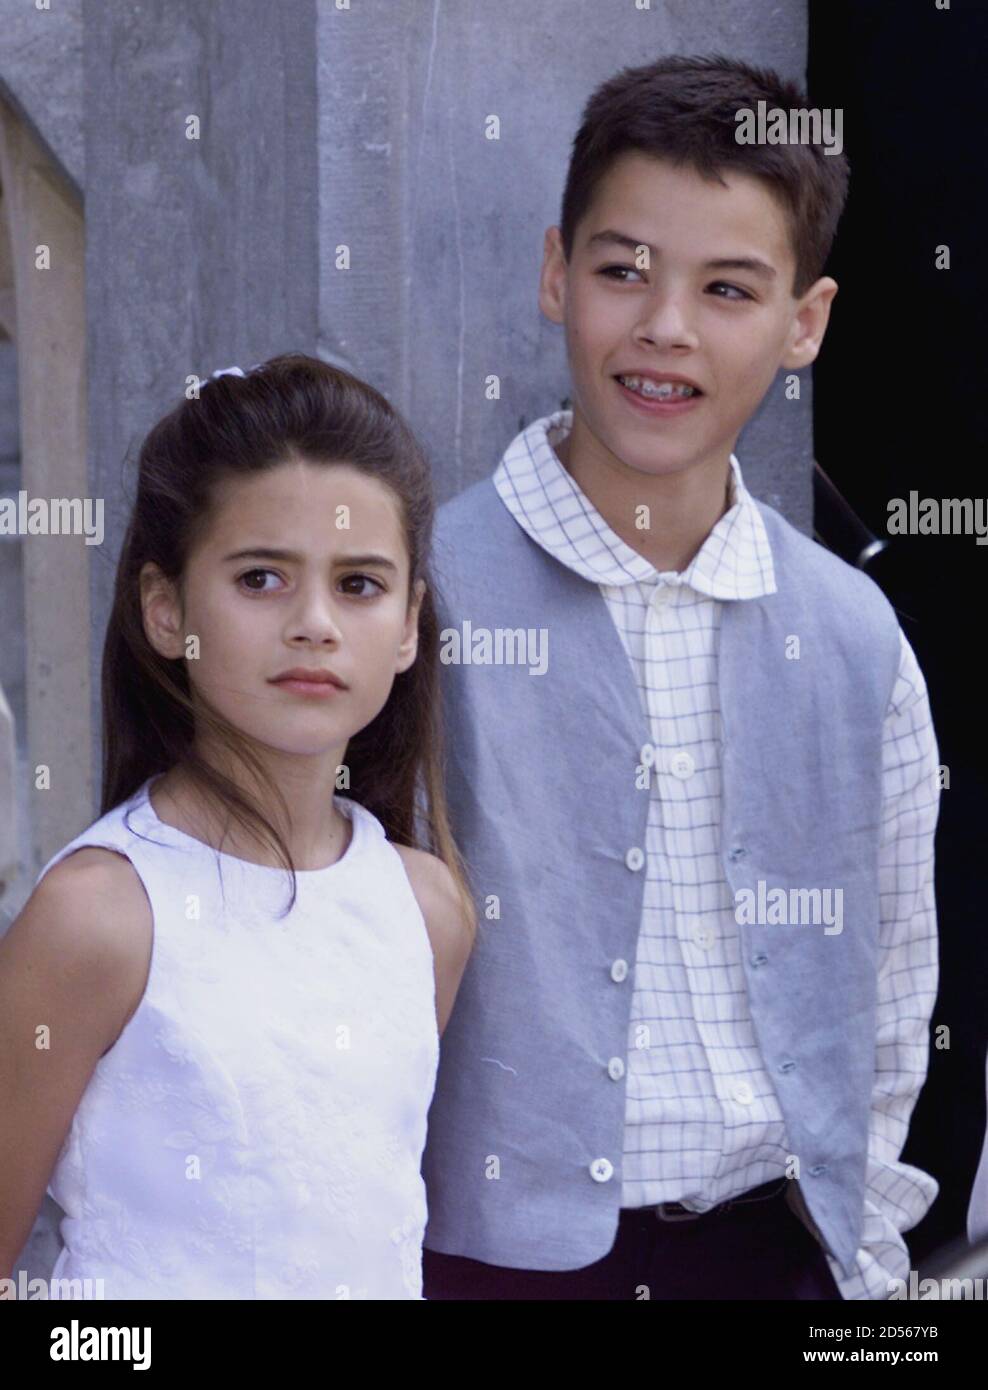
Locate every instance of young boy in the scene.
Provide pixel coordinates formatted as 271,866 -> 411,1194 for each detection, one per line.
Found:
420,54 -> 940,1300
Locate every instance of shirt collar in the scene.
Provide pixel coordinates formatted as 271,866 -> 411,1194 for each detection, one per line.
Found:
492,409 -> 776,599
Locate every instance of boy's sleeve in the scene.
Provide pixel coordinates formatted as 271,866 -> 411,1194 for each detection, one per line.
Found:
826,626 -> 941,1300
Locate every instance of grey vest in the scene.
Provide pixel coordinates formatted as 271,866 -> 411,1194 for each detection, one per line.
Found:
421,476 -> 902,1277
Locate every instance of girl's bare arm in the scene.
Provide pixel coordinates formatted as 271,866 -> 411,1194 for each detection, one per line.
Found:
0,850 -> 151,1279
394,845 -> 474,1036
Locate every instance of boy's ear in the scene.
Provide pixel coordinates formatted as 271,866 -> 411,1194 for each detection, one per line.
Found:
395,577 -> 426,674
140,562 -> 186,661
538,226 -> 568,326
781,275 -> 839,371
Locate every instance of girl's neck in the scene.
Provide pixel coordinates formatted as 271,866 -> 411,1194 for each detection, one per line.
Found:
150,757 -> 352,871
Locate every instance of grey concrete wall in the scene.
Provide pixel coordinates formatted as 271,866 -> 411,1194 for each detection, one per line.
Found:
0,96 -> 89,878
317,0 -> 812,524
0,341 -> 22,722
83,0 -> 321,805
4,0 -> 812,825
4,0 -> 811,1283
0,0 -> 83,882
0,0 -> 83,194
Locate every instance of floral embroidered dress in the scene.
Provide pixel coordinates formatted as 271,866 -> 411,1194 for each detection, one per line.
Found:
37,775 -> 440,1300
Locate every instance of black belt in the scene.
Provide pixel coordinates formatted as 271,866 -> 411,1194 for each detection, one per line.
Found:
645,1177 -> 789,1223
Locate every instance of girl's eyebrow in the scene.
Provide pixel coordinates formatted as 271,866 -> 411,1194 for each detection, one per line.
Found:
221,546 -> 398,572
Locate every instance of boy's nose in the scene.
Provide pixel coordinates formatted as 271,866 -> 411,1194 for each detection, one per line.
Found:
634,294 -> 700,351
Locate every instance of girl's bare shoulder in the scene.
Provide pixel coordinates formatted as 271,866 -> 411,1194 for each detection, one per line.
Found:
33,843 -> 150,918
391,844 -> 474,960
7,845 -> 152,1002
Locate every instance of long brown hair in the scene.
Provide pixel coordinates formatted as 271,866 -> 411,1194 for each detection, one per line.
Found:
102,351 -> 476,935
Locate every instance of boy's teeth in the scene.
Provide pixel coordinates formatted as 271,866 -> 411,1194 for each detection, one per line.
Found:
619,375 -> 696,399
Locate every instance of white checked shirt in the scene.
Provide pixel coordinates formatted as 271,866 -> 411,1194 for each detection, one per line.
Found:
492,410 -> 940,1300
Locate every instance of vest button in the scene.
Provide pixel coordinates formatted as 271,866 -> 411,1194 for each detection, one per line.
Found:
590,1158 -> 614,1183
778,1060 -> 796,1073
751,953 -> 768,968
670,750 -> 695,779
809,1164 -> 828,1177
607,1057 -> 625,1081
625,846 -> 645,871
610,958 -> 629,983
728,846 -> 747,862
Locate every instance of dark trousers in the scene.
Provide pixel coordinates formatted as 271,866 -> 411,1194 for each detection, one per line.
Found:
422,1179 -> 844,1300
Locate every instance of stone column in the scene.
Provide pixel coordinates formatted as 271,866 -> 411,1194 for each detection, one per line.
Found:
0,97 -> 89,882
83,0 -> 320,797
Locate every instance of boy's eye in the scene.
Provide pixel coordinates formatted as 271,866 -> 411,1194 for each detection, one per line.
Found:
597,264 -> 644,284
598,267 -> 753,302
237,568 -> 283,593
708,281 -> 754,301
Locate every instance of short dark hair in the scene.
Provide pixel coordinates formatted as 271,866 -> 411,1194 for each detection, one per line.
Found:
559,53 -> 849,296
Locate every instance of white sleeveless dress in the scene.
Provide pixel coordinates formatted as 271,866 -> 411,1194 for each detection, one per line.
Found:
36,775 -> 440,1300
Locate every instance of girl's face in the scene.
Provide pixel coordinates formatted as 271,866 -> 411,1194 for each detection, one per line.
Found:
141,459 -> 424,766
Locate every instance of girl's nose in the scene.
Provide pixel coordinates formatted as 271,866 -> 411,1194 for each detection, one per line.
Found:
285,586 -> 344,644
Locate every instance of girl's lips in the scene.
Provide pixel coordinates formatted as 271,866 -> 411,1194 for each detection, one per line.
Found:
614,376 -> 703,417
270,678 -> 344,697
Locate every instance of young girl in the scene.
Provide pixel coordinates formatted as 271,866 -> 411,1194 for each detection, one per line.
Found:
0,353 -> 476,1300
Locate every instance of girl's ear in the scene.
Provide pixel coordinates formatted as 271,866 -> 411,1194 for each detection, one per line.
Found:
395,577 -> 426,674
140,562 -> 186,660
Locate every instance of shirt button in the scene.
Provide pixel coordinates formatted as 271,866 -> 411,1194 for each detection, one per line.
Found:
590,1158 -> 614,1183
625,846 -> 645,872
692,924 -> 714,950
610,958 -> 629,983
649,586 -> 669,610
732,1081 -> 755,1105
670,751 -> 695,779
607,1057 -> 625,1081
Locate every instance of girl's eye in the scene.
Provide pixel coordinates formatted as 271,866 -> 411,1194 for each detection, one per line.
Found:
237,568 -> 283,593
597,264 -> 644,284
708,282 -> 754,301
339,574 -> 385,598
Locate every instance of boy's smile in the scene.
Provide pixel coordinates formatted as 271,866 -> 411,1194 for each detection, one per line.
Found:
538,152 -> 836,570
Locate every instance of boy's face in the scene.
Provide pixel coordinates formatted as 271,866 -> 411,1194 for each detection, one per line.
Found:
539,153 -> 836,484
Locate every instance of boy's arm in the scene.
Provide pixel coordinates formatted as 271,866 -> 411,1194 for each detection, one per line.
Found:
826,626 -> 941,1300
